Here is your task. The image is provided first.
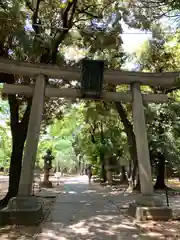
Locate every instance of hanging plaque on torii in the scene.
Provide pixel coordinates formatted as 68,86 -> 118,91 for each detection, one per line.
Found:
81,59 -> 104,99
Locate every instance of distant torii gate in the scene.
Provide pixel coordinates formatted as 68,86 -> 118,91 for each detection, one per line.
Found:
1,57 -> 178,223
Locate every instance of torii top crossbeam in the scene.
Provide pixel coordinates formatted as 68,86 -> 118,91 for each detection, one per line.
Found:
0,57 -> 179,86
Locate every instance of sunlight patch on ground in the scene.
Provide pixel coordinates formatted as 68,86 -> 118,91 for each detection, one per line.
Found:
62,191 -> 77,194
82,190 -> 97,194
36,214 -> 139,240
69,221 -> 91,235
136,220 -> 180,239
35,230 -> 67,240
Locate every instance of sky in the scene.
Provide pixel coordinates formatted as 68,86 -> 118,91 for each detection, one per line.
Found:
121,16 -> 174,54
62,24 -> 151,69
121,22 -> 151,54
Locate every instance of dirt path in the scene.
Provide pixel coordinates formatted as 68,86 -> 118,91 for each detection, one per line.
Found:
35,176 -> 141,240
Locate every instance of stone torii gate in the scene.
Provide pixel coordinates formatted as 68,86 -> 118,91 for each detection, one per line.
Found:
0,57 -> 179,224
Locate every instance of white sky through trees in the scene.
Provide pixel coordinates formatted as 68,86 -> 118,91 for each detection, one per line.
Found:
121,22 -> 151,54
25,19 -> 150,65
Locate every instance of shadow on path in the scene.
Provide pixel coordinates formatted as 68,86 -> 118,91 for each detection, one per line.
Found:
35,176 -> 140,240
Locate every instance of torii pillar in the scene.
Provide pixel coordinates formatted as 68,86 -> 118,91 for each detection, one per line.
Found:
18,74 -> 45,196
128,82 -> 172,221
1,75 -> 45,225
131,82 -> 153,195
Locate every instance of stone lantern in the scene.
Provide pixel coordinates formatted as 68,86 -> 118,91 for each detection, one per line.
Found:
40,149 -> 54,188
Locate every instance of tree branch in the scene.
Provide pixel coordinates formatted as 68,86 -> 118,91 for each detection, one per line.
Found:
51,0 -> 78,64
68,0 -> 78,27
150,85 -> 180,94
32,0 -> 41,34
90,120 -> 96,143
165,86 -> 180,94
25,0 -> 34,11
0,1 -> 8,10
76,9 -> 99,19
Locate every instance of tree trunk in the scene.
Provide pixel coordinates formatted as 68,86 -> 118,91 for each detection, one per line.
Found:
106,170 -> 113,185
100,152 -> 107,183
128,162 -> 139,191
0,95 -> 31,208
100,120 -> 107,183
120,166 -> 128,184
154,115 -> 166,190
132,160 -> 138,187
0,133 -> 25,206
154,154 -> 166,190
133,173 -> 141,191
115,102 -> 138,187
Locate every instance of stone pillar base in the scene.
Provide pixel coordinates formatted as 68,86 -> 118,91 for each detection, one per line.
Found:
0,196 -> 43,225
40,180 -> 53,188
128,195 -> 172,221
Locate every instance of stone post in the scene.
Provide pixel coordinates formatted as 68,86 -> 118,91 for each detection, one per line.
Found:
18,74 -> 45,196
131,82 -> 153,195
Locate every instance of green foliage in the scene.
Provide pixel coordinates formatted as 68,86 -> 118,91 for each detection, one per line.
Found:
126,0 -> 180,26
0,126 -> 11,167
136,29 -> 180,73
0,101 -> 11,168
37,104 -> 84,169
136,27 -> 180,176
73,101 -> 127,166
35,100 -> 130,172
